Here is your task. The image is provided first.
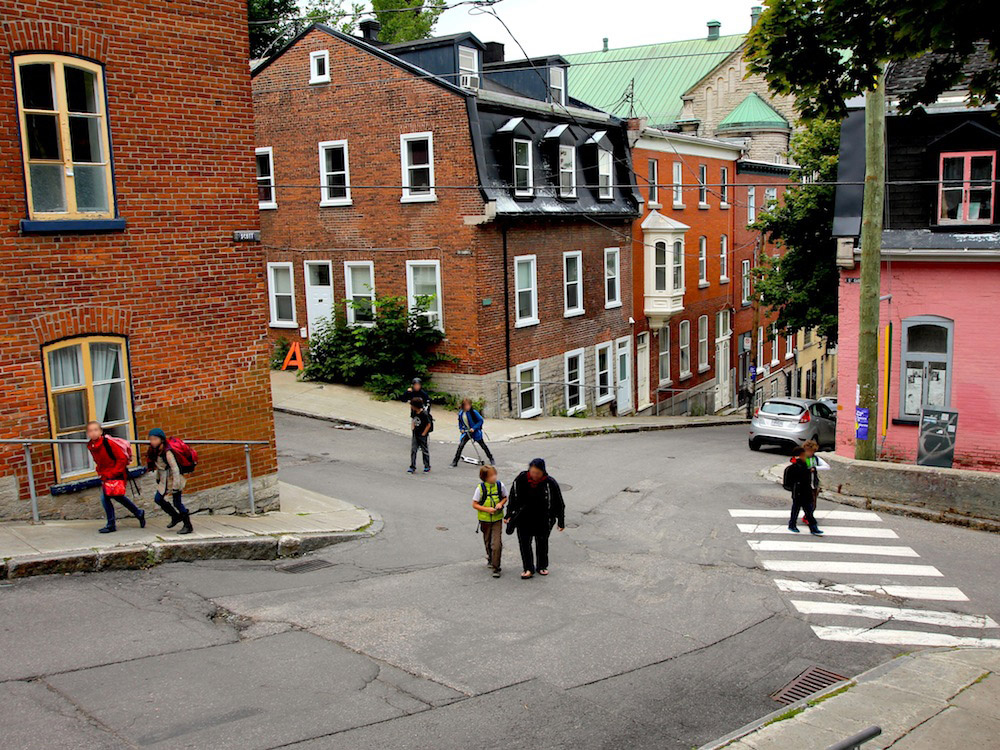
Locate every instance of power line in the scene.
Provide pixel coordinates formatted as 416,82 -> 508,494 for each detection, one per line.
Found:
249,0 -> 500,25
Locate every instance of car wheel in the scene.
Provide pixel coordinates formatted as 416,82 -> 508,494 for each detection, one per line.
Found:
749,438 -> 761,451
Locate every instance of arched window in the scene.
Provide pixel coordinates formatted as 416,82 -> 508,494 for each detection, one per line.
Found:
42,336 -> 134,480
900,316 -> 954,418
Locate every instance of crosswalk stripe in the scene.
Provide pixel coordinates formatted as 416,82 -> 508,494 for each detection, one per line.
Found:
773,580 -> 969,602
812,625 -> 1000,648
729,509 -> 882,520
791,600 -> 998,629
761,560 -> 943,577
738,524 -> 898,538
748,540 -> 919,557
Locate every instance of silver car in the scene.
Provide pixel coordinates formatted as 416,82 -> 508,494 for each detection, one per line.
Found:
749,397 -> 837,452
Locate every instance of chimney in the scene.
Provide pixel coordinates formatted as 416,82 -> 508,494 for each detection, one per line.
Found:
484,41 -> 505,64
602,37 -> 608,52
750,6 -> 763,25
359,18 -> 381,42
707,20 -> 721,41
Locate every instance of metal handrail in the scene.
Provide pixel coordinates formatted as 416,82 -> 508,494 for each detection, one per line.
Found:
0,438 -> 270,523
493,379 -> 609,419
826,726 -> 881,750
654,386 -> 710,416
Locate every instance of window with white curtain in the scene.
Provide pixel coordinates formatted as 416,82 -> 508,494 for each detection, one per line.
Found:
563,251 -> 584,316
679,320 -> 691,377
267,262 -> 296,327
720,234 -> 729,280
658,326 -> 670,382
344,261 -> 375,325
604,247 -> 621,308
698,315 -> 709,371
406,260 -> 443,330
515,255 -> 538,327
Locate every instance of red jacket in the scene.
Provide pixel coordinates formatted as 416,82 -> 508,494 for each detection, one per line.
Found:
87,436 -> 129,480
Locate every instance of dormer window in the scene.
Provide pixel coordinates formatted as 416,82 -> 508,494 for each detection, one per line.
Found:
513,139 -> 532,196
558,145 -> 576,198
597,147 -> 613,200
459,46 -> 480,89
549,66 -> 565,106
309,50 -> 330,84
939,151 -> 994,224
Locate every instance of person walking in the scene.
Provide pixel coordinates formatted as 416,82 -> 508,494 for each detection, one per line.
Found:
783,446 -> 823,536
451,398 -> 495,467
408,397 -> 433,473
471,464 -> 507,578
85,421 -> 145,534
505,458 -> 565,579
402,377 -> 431,413
145,428 -> 194,535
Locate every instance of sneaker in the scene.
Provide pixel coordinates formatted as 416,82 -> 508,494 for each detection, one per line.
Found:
450,461 -> 458,468
810,528 -> 824,536
424,467 -> 431,473
137,509 -> 146,529
98,525 -> 116,534
492,570 -> 501,578
407,467 -> 416,474
788,526 -> 800,533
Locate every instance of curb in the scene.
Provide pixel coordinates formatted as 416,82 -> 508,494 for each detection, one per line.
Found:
507,418 -> 749,443
760,463 -> 1000,534
0,516 -> 383,581
273,406 -> 371,430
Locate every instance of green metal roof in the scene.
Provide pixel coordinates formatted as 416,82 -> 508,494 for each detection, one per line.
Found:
717,92 -> 789,130
563,34 -> 744,126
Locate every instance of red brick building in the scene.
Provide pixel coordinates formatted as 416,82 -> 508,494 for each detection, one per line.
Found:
0,3 -> 278,520
253,24 -> 640,417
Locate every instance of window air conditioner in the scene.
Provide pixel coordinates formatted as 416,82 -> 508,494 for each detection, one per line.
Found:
460,73 -> 480,90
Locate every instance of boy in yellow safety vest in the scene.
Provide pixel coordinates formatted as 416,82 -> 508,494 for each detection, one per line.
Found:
472,464 -> 508,578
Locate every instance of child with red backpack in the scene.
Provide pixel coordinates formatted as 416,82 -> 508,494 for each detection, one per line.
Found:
146,428 -> 198,535
86,421 -> 146,534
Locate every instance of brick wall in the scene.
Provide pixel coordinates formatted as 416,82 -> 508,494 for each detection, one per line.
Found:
836,260 -> 1000,472
0,3 -> 277,519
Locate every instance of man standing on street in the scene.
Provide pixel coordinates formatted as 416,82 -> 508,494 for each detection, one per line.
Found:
402,377 -> 431,413
505,458 -> 565,579
408,397 -> 433,474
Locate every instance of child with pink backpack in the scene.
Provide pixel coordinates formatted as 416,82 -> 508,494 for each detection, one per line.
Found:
86,420 -> 145,534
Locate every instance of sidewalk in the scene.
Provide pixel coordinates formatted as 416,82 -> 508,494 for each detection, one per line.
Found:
0,482 -> 375,580
701,648 -> 1000,749
270,371 -> 747,440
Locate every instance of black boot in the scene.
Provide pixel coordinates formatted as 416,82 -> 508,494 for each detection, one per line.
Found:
155,497 -> 182,528
177,512 -> 193,535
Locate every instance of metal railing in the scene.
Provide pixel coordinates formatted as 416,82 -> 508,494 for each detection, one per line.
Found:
0,438 -> 270,523
826,726 -> 881,750
494,379 -> 610,419
654,386 -> 713,416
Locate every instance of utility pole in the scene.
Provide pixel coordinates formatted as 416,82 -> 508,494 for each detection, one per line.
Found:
746,236 -> 762,419
855,76 -> 885,460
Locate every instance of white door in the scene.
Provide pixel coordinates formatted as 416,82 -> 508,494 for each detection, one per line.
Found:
615,337 -> 633,414
636,333 -> 651,411
716,341 -> 731,409
304,261 -> 334,336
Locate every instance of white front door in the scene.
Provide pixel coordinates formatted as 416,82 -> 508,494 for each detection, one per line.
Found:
716,340 -> 731,409
615,336 -> 633,414
304,261 -> 334,336
636,333 -> 651,411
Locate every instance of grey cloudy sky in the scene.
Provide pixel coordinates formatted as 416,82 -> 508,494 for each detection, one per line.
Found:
434,0 -> 762,57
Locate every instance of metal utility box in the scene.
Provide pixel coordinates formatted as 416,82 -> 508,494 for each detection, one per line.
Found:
917,406 -> 959,468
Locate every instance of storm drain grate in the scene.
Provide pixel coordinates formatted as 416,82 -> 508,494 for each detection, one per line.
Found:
770,666 -> 848,705
277,558 -> 334,574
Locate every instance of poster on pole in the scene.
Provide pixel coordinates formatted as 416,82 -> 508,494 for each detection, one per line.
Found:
855,406 -> 869,440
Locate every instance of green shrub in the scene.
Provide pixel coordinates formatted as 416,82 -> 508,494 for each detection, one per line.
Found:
302,294 -> 452,399
270,337 -> 291,370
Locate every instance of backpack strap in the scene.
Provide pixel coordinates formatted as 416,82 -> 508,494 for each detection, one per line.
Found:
103,435 -> 115,462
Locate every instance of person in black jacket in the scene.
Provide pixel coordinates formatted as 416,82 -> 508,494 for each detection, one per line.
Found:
504,458 -> 565,579
402,378 -> 431,413
783,447 -> 823,536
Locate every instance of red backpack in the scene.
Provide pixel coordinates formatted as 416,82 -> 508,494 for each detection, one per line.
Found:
104,435 -> 134,464
166,437 -> 199,474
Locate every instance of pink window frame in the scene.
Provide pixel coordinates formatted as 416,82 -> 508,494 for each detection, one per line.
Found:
938,150 -> 996,225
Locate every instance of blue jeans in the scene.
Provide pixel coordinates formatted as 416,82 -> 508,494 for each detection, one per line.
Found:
100,489 -> 142,526
155,490 -> 188,515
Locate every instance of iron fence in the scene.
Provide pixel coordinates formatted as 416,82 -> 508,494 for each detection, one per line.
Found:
0,438 -> 270,523
654,386 -> 713,417
493,379 -> 609,420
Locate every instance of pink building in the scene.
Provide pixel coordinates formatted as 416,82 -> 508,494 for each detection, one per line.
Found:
832,54 -> 1000,471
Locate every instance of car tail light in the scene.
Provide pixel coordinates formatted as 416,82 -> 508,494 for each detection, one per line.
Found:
754,408 -> 759,417
799,411 -> 811,423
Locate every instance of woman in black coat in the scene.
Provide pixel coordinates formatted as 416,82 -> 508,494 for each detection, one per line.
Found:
504,458 -> 565,579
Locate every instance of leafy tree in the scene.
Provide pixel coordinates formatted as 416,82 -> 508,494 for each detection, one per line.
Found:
248,0 -> 364,59
371,0 -> 449,44
303,294 -> 453,399
745,0 -> 1000,119
752,118 -> 842,343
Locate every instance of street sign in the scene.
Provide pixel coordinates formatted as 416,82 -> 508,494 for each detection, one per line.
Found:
855,406 -> 869,440
232,229 -> 261,242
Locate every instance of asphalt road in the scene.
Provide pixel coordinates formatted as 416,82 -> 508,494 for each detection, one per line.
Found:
2,412 -> 999,750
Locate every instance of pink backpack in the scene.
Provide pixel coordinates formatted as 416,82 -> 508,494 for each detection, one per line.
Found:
104,435 -> 134,464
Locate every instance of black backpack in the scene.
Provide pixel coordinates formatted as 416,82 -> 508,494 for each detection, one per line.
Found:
782,462 -> 795,492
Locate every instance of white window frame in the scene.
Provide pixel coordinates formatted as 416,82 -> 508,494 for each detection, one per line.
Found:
405,259 -> 443,331
698,164 -> 709,207
716,310 -> 731,341
698,314 -> 709,373
757,326 -> 764,368
747,185 -> 756,223
719,234 -> 729,281
513,138 -> 533,197
786,331 -> 794,359
764,186 -> 778,207
679,320 -> 691,378
558,145 -> 576,198
741,259 -> 751,304
658,326 -> 671,384
400,131 -> 436,203
604,247 -> 621,309
672,161 -> 684,207
653,241 -> 668,292
698,236 -> 708,286
515,359 -> 541,418
563,250 -> 584,318
770,323 -> 780,366
549,66 -> 566,105
318,139 -> 351,207
267,262 -> 297,328
564,348 -> 586,415
344,261 -> 375,326
720,166 -> 729,207
514,254 -> 538,328
597,148 -> 613,199
595,342 -> 614,405
256,146 -> 276,210
648,159 -> 659,205
672,240 -> 684,292
309,50 -> 330,84
458,45 -> 479,87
